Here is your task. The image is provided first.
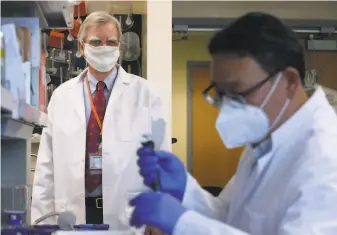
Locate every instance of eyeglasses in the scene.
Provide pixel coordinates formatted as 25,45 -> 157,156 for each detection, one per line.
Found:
85,39 -> 119,47
202,71 -> 280,107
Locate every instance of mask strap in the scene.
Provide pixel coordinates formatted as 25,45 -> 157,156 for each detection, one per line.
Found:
260,73 -> 282,108
270,98 -> 290,130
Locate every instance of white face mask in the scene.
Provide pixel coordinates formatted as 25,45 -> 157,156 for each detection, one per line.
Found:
215,73 -> 290,149
84,44 -> 120,72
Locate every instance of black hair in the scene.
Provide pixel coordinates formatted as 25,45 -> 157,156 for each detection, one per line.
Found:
208,12 -> 305,81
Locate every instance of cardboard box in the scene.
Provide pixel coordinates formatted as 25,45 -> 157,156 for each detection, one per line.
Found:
39,52 -> 47,112
16,27 -> 31,62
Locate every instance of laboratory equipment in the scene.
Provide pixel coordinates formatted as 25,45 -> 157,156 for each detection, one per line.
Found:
1,185 -> 30,227
2,209 -> 112,234
75,41 -> 82,58
1,224 -> 115,235
1,186 -> 113,234
77,6 -> 82,24
56,37 -> 66,62
34,211 -> 76,229
67,31 -> 74,41
47,48 -> 58,74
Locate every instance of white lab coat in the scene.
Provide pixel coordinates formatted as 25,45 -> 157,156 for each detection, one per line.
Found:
31,66 -> 170,229
174,86 -> 337,235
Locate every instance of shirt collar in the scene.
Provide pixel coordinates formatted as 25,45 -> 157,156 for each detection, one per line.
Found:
86,67 -> 117,94
252,138 -> 272,159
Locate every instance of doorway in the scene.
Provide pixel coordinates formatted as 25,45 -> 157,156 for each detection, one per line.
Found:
187,62 -> 243,187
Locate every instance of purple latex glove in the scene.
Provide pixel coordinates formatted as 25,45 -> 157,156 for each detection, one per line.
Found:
129,191 -> 187,234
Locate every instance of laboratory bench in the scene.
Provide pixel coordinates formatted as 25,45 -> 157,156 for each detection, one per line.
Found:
1,226 -> 144,235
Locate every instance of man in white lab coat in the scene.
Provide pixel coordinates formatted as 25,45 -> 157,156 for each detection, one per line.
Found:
31,11 -> 169,233
130,12 -> 337,235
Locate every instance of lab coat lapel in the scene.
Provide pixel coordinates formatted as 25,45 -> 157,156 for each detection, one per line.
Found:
231,148 -> 255,205
69,66 -> 131,124
107,65 -> 132,111
101,67 -> 137,228
228,147 -> 273,225
103,66 -> 132,176
69,69 -> 87,124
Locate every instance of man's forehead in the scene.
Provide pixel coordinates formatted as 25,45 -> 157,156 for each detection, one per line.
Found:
211,57 -> 245,84
212,55 -> 253,69
211,54 -> 270,90
86,23 -> 118,38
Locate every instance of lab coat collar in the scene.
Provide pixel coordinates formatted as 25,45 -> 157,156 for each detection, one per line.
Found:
87,67 -> 117,93
69,65 -> 132,124
233,87 -> 329,214
271,86 -> 328,151
73,64 -> 132,85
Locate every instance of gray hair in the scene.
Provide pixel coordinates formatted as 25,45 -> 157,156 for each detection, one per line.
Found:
78,11 -> 122,42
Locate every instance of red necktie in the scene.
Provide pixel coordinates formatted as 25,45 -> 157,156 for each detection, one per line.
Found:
85,81 -> 106,193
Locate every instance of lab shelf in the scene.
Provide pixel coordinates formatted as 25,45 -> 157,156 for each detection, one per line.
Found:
1,86 -> 48,130
1,118 -> 34,139
1,86 -> 16,113
1,86 -> 47,225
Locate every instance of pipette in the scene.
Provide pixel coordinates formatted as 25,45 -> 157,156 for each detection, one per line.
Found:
141,134 -> 160,191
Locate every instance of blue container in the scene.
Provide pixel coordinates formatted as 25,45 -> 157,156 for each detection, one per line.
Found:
75,224 -> 110,230
2,211 -> 26,226
2,224 -> 110,235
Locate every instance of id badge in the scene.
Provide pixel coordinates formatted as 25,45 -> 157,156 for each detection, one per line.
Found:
89,153 -> 102,175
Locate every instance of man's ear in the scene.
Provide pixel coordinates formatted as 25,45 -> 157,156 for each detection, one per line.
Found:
283,67 -> 302,99
118,41 -> 123,53
79,41 -> 84,57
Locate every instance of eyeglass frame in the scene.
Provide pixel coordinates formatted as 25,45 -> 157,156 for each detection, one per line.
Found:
202,70 -> 281,106
81,38 -> 120,47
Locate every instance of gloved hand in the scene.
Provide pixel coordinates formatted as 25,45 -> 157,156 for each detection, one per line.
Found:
129,191 -> 187,234
137,147 -> 187,201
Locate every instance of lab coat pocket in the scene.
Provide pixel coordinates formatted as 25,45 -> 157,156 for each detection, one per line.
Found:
116,108 -> 151,142
245,208 -> 266,235
54,113 -> 82,136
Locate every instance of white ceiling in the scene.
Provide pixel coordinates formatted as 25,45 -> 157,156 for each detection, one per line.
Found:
86,1 -> 337,21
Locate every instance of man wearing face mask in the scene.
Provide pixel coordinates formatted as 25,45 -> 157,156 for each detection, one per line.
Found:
129,12 -> 337,235
31,11 -> 169,233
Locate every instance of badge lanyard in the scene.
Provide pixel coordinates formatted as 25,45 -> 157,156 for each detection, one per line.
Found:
85,76 -> 104,136
84,68 -> 119,138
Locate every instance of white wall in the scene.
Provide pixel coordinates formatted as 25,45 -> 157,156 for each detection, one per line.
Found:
146,0 -> 172,150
